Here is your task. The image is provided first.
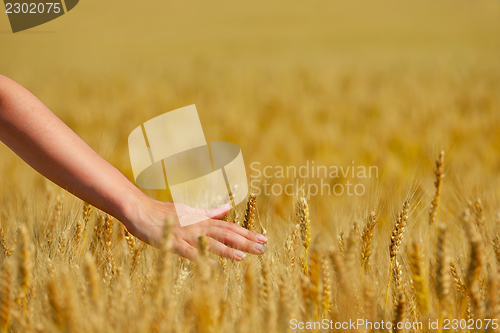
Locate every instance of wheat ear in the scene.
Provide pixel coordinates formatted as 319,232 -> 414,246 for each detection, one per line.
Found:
429,151 -> 444,226
103,214 -> 116,282
296,198 -> 311,274
243,193 -> 257,231
0,223 -> 12,257
386,199 -> 410,306
361,211 -> 377,271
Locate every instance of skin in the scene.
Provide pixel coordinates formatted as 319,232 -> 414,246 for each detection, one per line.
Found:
0,74 -> 267,262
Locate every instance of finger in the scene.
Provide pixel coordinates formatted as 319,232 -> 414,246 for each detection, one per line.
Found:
194,204 -> 231,220
207,219 -> 268,244
178,230 -> 231,262
173,239 -> 199,262
207,237 -> 247,261
205,225 -> 266,255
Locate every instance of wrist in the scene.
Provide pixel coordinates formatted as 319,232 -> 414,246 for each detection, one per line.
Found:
115,186 -> 173,246
114,185 -> 150,229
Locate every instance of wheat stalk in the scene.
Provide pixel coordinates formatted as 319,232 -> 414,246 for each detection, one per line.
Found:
241,258 -> 256,333
47,276 -> 65,330
486,271 -> 499,333
0,260 -> 12,333
83,253 -> 100,311
408,241 -> 429,316
321,258 -> 332,318
436,223 -> 451,320
308,247 -> 321,321
277,274 -> 291,333
17,225 -> 32,315
464,209 -> 485,319
393,291 -> 407,333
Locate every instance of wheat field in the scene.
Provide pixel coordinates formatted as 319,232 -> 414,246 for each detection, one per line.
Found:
1,0 -> 500,332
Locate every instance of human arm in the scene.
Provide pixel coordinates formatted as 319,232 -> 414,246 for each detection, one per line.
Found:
0,74 -> 267,261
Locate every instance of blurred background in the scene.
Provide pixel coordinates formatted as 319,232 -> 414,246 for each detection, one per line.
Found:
1,0 -> 499,232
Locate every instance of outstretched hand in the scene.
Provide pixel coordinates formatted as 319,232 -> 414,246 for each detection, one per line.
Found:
123,196 -> 268,262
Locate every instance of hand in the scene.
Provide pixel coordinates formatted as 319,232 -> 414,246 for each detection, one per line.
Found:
122,194 -> 268,262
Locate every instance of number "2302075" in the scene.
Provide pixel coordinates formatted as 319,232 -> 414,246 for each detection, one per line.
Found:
5,3 -> 62,14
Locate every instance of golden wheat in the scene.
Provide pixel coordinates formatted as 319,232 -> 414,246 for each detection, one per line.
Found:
243,193 -> 257,231
1,10 -> 500,328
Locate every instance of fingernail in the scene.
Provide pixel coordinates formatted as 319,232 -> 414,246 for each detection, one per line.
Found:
220,203 -> 230,210
254,243 -> 267,254
234,250 -> 246,260
256,234 -> 268,243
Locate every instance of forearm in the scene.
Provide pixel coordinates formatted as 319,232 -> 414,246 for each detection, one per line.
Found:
0,74 -> 143,223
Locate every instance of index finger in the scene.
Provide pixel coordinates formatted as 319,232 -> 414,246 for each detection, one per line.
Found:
207,219 -> 268,244
192,204 -> 231,220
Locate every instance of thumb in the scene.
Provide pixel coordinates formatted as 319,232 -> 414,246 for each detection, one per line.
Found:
196,203 -> 231,219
